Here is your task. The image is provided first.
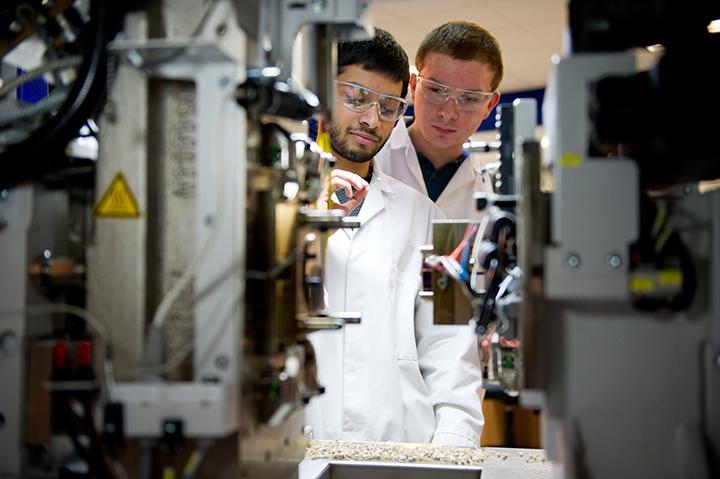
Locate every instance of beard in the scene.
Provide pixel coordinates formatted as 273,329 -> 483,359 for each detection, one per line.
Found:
329,124 -> 387,164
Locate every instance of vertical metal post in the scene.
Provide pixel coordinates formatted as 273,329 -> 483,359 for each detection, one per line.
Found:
496,104 -> 514,195
0,187 -> 32,476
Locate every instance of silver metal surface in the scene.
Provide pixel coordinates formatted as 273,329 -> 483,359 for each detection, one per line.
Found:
300,447 -> 551,479
512,98 -> 537,149
520,51 -> 720,478
543,54 -> 639,301
87,13 -> 149,378
0,187 -> 32,476
315,462 -> 481,479
112,382 -> 238,437
266,0 -> 372,80
515,140 -> 546,392
706,189 -> 720,460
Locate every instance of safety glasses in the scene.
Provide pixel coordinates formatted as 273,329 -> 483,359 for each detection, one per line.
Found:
335,80 -> 408,121
416,75 -> 495,111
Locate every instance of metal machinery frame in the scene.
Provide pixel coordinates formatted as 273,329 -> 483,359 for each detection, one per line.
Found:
0,0 -> 369,477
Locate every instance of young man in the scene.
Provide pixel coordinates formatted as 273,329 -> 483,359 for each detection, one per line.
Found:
306,29 -> 484,448
375,21 -> 503,219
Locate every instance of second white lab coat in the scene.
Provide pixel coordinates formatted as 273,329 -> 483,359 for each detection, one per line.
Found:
375,120 -> 493,220
306,164 -> 484,447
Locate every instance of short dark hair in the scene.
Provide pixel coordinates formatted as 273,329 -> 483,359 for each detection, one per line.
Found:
337,28 -> 410,98
416,21 -> 504,91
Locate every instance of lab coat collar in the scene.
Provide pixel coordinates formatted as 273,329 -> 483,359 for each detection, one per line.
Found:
389,120 -> 485,201
388,120 -> 427,195
356,161 -> 392,225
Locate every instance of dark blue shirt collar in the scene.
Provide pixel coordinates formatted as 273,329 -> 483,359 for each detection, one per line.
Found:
416,150 -> 468,202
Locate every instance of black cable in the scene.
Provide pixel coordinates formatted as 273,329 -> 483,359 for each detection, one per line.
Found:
476,258 -> 499,335
663,230 -> 697,311
1,0 -> 115,185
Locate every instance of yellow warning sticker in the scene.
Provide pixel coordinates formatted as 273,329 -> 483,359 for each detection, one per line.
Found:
94,172 -> 140,218
630,274 -> 655,293
658,269 -> 683,287
560,153 -> 582,168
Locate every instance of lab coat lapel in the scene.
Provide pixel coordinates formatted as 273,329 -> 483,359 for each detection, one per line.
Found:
356,172 -> 387,226
391,121 -> 427,195
437,155 -> 481,202
337,167 -> 387,242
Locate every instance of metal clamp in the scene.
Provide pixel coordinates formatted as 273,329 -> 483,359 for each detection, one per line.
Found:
297,311 -> 361,330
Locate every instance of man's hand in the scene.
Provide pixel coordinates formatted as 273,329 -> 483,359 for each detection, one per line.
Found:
316,169 -> 369,215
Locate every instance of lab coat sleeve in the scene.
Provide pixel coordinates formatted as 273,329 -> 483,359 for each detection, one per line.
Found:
415,205 -> 485,448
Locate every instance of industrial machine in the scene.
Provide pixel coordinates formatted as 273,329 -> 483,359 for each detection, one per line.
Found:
2,0 -> 720,478
518,2 -> 720,477
1,0 -> 369,477
421,1 -> 720,478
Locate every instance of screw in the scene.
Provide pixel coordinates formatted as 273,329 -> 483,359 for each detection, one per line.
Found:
0,189 -> 9,201
205,214 -> 214,225
436,275 -> 449,290
715,353 -> 720,368
565,254 -> 580,269
607,254 -> 622,269
219,77 -> 230,88
164,422 -> 176,434
216,23 -> 227,36
215,354 -> 229,370
311,0 -> 326,12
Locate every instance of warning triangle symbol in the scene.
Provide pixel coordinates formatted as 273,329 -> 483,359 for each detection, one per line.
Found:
94,172 -> 141,218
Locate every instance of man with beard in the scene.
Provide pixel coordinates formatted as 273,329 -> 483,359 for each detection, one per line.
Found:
305,29 -> 484,448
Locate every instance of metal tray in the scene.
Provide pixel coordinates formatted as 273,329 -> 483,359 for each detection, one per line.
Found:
316,461 -> 482,479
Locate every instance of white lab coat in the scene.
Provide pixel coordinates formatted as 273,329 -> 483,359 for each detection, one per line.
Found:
306,164 -> 484,447
375,120 -> 493,220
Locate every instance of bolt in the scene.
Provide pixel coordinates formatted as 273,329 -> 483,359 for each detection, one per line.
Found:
311,0 -> 326,13
607,254 -> 622,269
565,254 -> 581,269
0,189 -> 9,201
215,354 -> 229,370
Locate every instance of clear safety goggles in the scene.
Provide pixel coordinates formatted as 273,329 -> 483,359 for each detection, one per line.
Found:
416,75 -> 495,111
335,80 -> 408,122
